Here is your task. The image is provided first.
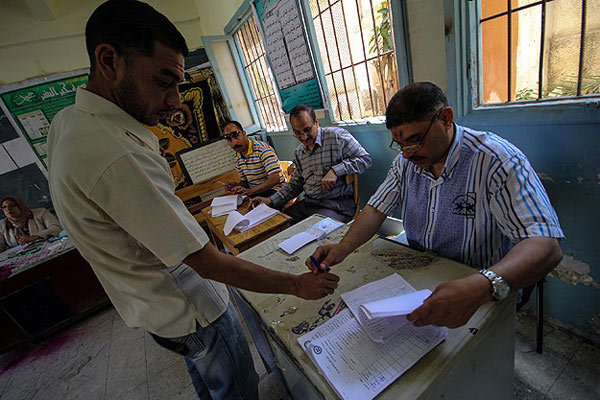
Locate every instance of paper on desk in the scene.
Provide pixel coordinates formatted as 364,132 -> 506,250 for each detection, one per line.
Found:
341,274 -> 431,343
278,217 -> 344,254
298,308 -> 446,400
223,204 -> 279,235
210,195 -> 245,217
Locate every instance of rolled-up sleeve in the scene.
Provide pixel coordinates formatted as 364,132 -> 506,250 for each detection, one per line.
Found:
367,155 -> 404,216
90,152 -> 209,267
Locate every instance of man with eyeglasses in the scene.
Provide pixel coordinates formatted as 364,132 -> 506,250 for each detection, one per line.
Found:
221,120 -> 283,197
253,104 -> 372,224
306,82 -> 564,329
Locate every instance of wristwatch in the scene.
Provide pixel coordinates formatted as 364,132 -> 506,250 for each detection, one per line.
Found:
478,269 -> 511,301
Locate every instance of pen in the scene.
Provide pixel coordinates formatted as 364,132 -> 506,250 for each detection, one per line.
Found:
310,255 -> 329,272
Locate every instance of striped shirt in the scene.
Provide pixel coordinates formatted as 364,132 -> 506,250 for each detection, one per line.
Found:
235,139 -> 283,190
270,126 -> 372,208
368,124 -> 564,269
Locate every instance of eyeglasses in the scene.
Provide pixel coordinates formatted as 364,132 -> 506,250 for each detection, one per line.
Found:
389,107 -> 445,154
222,130 -> 242,141
293,125 -> 314,139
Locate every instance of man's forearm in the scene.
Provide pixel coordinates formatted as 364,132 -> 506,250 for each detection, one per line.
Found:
339,205 -> 387,253
184,243 -> 298,294
248,173 -> 280,196
489,237 -> 562,290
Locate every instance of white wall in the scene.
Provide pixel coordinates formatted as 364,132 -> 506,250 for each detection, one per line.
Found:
0,0 -> 206,85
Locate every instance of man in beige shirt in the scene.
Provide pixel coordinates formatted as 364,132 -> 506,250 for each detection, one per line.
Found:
47,2 -> 339,399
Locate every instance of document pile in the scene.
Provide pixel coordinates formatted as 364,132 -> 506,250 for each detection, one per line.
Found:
223,203 -> 279,235
298,274 -> 447,400
278,217 -> 344,254
210,195 -> 244,217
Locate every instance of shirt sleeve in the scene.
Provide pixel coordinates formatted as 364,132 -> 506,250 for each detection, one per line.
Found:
367,155 -> 404,216
90,151 -> 209,267
489,154 -> 565,242
261,147 -> 282,176
34,209 -> 62,238
330,130 -> 372,177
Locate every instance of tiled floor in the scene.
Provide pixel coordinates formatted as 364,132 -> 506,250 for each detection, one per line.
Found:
0,306 -> 598,400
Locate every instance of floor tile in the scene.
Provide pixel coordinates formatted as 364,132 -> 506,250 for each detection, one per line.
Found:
546,341 -> 600,400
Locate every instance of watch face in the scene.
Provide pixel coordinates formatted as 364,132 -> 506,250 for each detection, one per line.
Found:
495,281 -> 511,300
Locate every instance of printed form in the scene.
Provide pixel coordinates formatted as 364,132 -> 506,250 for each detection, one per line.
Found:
298,274 -> 447,400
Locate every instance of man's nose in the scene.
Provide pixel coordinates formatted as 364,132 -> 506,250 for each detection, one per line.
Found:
166,87 -> 181,108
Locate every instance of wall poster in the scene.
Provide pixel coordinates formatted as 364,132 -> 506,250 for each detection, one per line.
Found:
0,73 -> 88,168
253,0 -> 324,113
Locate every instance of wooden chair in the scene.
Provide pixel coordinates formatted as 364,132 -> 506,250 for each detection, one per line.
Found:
278,160 -> 294,182
281,162 -> 300,209
345,173 -> 360,220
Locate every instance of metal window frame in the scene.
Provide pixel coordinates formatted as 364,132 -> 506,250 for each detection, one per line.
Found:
456,0 -> 596,112
224,3 -> 288,133
304,0 -> 412,122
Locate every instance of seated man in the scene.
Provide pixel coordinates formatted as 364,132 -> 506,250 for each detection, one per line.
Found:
307,82 -> 564,328
253,104 -> 372,223
221,120 -> 283,197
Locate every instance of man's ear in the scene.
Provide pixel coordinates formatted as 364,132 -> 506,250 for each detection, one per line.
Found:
440,107 -> 454,129
93,43 -> 123,82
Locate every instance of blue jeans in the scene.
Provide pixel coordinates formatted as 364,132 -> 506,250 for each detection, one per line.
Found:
152,303 -> 259,399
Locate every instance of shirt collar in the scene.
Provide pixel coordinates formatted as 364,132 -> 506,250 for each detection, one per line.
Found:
75,88 -> 160,153
302,127 -> 323,153
413,122 -> 462,180
238,138 -> 254,158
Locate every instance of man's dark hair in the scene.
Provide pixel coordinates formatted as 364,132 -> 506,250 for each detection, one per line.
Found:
221,120 -> 243,132
85,0 -> 189,75
290,104 -> 316,123
385,82 -> 449,129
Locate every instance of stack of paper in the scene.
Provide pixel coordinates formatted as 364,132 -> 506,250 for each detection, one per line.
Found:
223,203 -> 279,235
298,274 -> 446,400
210,195 -> 243,217
278,217 -> 344,254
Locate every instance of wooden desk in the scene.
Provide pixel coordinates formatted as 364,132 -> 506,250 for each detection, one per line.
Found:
175,169 -> 240,218
236,215 -> 515,400
0,238 -> 109,352
201,200 -> 292,255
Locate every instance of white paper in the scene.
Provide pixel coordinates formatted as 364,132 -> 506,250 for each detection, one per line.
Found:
236,203 -> 279,232
342,274 -> 430,343
278,217 -> 344,254
278,232 -> 316,254
178,140 -> 237,184
298,308 -> 446,400
222,204 -> 279,235
210,195 -> 243,217
223,211 -> 248,235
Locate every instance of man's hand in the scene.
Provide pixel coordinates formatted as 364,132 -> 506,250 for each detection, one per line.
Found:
321,169 -> 337,191
293,271 -> 340,299
251,196 -> 272,207
306,243 -> 351,273
231,186 -> 250,196
225,181 -> 242,193
18,235 -> 41,245
407,274 -> 493,329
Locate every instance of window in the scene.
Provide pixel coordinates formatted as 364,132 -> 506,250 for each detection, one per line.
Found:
235,16 -> 287,132
479,0 -> 599,105
308,0 -> 400,121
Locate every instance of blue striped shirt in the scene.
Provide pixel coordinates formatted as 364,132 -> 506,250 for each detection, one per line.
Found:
368,124 -> 564,268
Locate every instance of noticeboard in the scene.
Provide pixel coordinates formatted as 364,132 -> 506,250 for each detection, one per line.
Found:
0,73 -> 88,168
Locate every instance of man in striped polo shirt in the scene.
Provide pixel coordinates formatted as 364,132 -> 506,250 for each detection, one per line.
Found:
222,120 -> 283,197
307,82 -> 564,329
